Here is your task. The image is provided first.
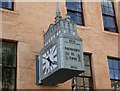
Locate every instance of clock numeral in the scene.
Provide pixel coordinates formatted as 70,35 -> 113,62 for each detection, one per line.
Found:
47,68 -> 49,73
53,54 -> 57,58
53,61 -> 57,65
43,57 -> 46,59
43,67 -> 46,74
43,62 -> 46,66
53,45 -> 57,53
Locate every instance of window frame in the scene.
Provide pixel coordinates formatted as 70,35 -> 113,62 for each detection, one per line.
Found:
1,1 -> 14,11
2,40 -> 17,90
108,57 -> 120,90
72,53 -> 93,90
101,1 -> 118,33
66,1 -> 85,26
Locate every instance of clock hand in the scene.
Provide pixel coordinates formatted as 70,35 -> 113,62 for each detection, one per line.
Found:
47,57 -> 54,66
53,61 -> 57,65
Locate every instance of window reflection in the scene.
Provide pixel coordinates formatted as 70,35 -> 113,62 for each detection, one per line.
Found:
2,41 -> 17,90
101,0 -> 118,32
108,58 -> 120,90
1,0 -> 14,10
66,0 -> 84,25
72,54 -> 93,91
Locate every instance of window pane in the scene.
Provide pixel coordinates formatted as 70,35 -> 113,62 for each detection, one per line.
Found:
84,55 -> 90,65
6,53 -> 16,67
104,6 -> 109,14
72,54 -> 92,90
6,42 -> 16,54
108,59 -> 113,68
109,69 -> 114,79
114,70 -> 119,79
2,41 -> 16,90
101,1 -> 117,33
113,60 -> 119,69
84,78 -> 90,87
103,16 -> 109,28
77,77 -> 84,86
109,8 -> 114,16
85,66 -> 91,76
2,79 -> 15,90
119,61 -> 120,69
1,0 -> 13,10
108,2 -> 113,8
3,68 -> 15,79
66,1 -> 83,25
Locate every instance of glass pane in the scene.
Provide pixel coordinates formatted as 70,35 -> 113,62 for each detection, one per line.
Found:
108,1 -> 113,8
2,54 -> 6,66
85,66 -> 91,76
6,53 -> 16,67
103,16 -> 110,28
119,61 -> 120,69
108,59 -> 113,68
109,69 -> 114,79
2,42 -> 7,53
114,70 -> 119,79
109,8 -> 114,16
113,60 -> 119,69
84,78 -> 90,87
104,7 -> 109,14
119,70 -> 120,80
77,77 -> 84,86
76,15 -> 81,24
103,2 -> 109,7
109,17 -> 115,29
6,42 -> 16,54
84,55 -> 90,65
2,79 -> 15,90
3,68 -> 15,79
2,1 -> 12,9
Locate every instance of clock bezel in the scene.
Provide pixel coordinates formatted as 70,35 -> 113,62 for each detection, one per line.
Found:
40,38 -> 60,80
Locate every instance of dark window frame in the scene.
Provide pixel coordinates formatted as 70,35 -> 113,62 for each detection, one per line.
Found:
101,1 -> 118,33
108,57 -> 120,90
1,1 -> 14,11
72,53 -> 93,91
66,1 -> 85,26
1,40 -> 17,90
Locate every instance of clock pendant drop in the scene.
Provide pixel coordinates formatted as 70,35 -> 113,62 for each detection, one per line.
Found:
42,45 -> 58,75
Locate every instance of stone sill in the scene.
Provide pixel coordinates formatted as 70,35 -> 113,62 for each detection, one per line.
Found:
0,8 -> 18,15
103,30 -> 120,36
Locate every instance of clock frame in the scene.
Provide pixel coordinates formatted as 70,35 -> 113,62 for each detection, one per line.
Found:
39,34 -> 85,86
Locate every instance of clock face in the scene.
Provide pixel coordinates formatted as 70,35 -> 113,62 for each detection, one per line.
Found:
42,45 -> 58,75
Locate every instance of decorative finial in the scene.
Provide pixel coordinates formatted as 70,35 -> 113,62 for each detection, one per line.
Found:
55,0 -> 62,23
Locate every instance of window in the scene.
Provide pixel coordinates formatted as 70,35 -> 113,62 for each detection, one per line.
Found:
66,0 -> 84,25
101,0 -> 118,33
108,58 -> 120,90
1,41 -> 17,90
0,0 -> 14,10
72,53 -> 93,91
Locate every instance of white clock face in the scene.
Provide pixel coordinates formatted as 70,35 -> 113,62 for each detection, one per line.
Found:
42,45 -> 58,75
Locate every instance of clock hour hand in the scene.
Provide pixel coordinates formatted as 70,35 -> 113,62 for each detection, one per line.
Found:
47,57 -> 54,66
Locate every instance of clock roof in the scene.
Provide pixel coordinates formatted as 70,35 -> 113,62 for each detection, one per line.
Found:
43,1 -> 77,46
